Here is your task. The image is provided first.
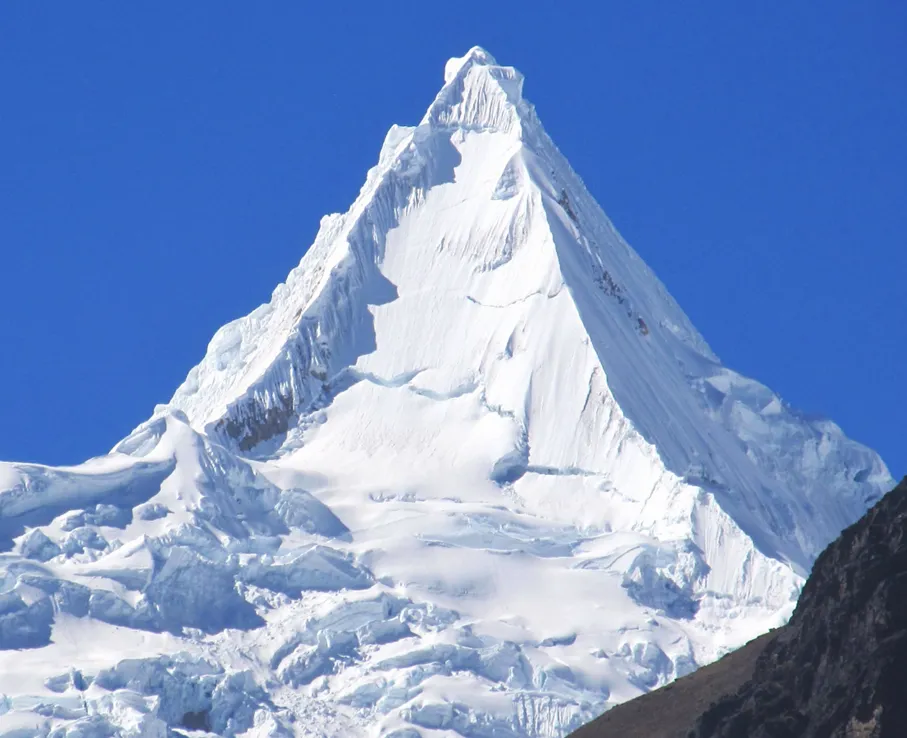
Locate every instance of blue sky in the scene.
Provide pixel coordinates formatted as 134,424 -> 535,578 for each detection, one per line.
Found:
1,4 -> 904,477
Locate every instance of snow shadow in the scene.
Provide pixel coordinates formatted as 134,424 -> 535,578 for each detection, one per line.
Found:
0,459 -> 176,553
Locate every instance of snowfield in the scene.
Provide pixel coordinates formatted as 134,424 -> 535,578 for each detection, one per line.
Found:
0,48 -> 892,738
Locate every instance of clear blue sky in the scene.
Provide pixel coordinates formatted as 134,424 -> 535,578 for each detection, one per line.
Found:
1,4 -> 904,478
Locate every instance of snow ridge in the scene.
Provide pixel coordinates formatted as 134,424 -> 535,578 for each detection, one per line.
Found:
0,48 -> 892,738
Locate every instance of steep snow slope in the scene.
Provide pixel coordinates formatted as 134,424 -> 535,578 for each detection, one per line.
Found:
0,48 -> 892,738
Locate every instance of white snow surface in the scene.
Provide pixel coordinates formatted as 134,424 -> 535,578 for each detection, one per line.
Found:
0,47 -> 893,738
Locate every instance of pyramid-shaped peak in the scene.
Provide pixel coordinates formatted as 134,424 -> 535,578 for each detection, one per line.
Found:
2,46 -> 893,738
443,46 -> 499,84
428,46 -> 524,133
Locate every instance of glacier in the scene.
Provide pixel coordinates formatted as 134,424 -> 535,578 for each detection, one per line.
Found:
0,47 -> 892,738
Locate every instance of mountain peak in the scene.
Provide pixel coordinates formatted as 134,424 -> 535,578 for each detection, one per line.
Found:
426,46 -> 524,133
443,46 -> 498,84
1,49 -> 890,738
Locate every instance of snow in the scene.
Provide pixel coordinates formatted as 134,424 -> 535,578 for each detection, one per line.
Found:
0,47 -> 893,738
444,48 -> 497,85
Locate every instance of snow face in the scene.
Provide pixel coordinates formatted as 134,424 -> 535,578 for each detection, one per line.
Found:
444,47 -> 497,85
0,47 -> 892,738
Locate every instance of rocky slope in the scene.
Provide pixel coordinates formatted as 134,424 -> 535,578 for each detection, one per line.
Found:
570,476 -> 907,738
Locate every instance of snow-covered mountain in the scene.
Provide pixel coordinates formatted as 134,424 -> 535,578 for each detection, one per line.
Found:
0,48 -> 892,738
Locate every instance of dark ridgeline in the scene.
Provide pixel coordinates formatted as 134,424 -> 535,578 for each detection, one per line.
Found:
571,477 -> 907,738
